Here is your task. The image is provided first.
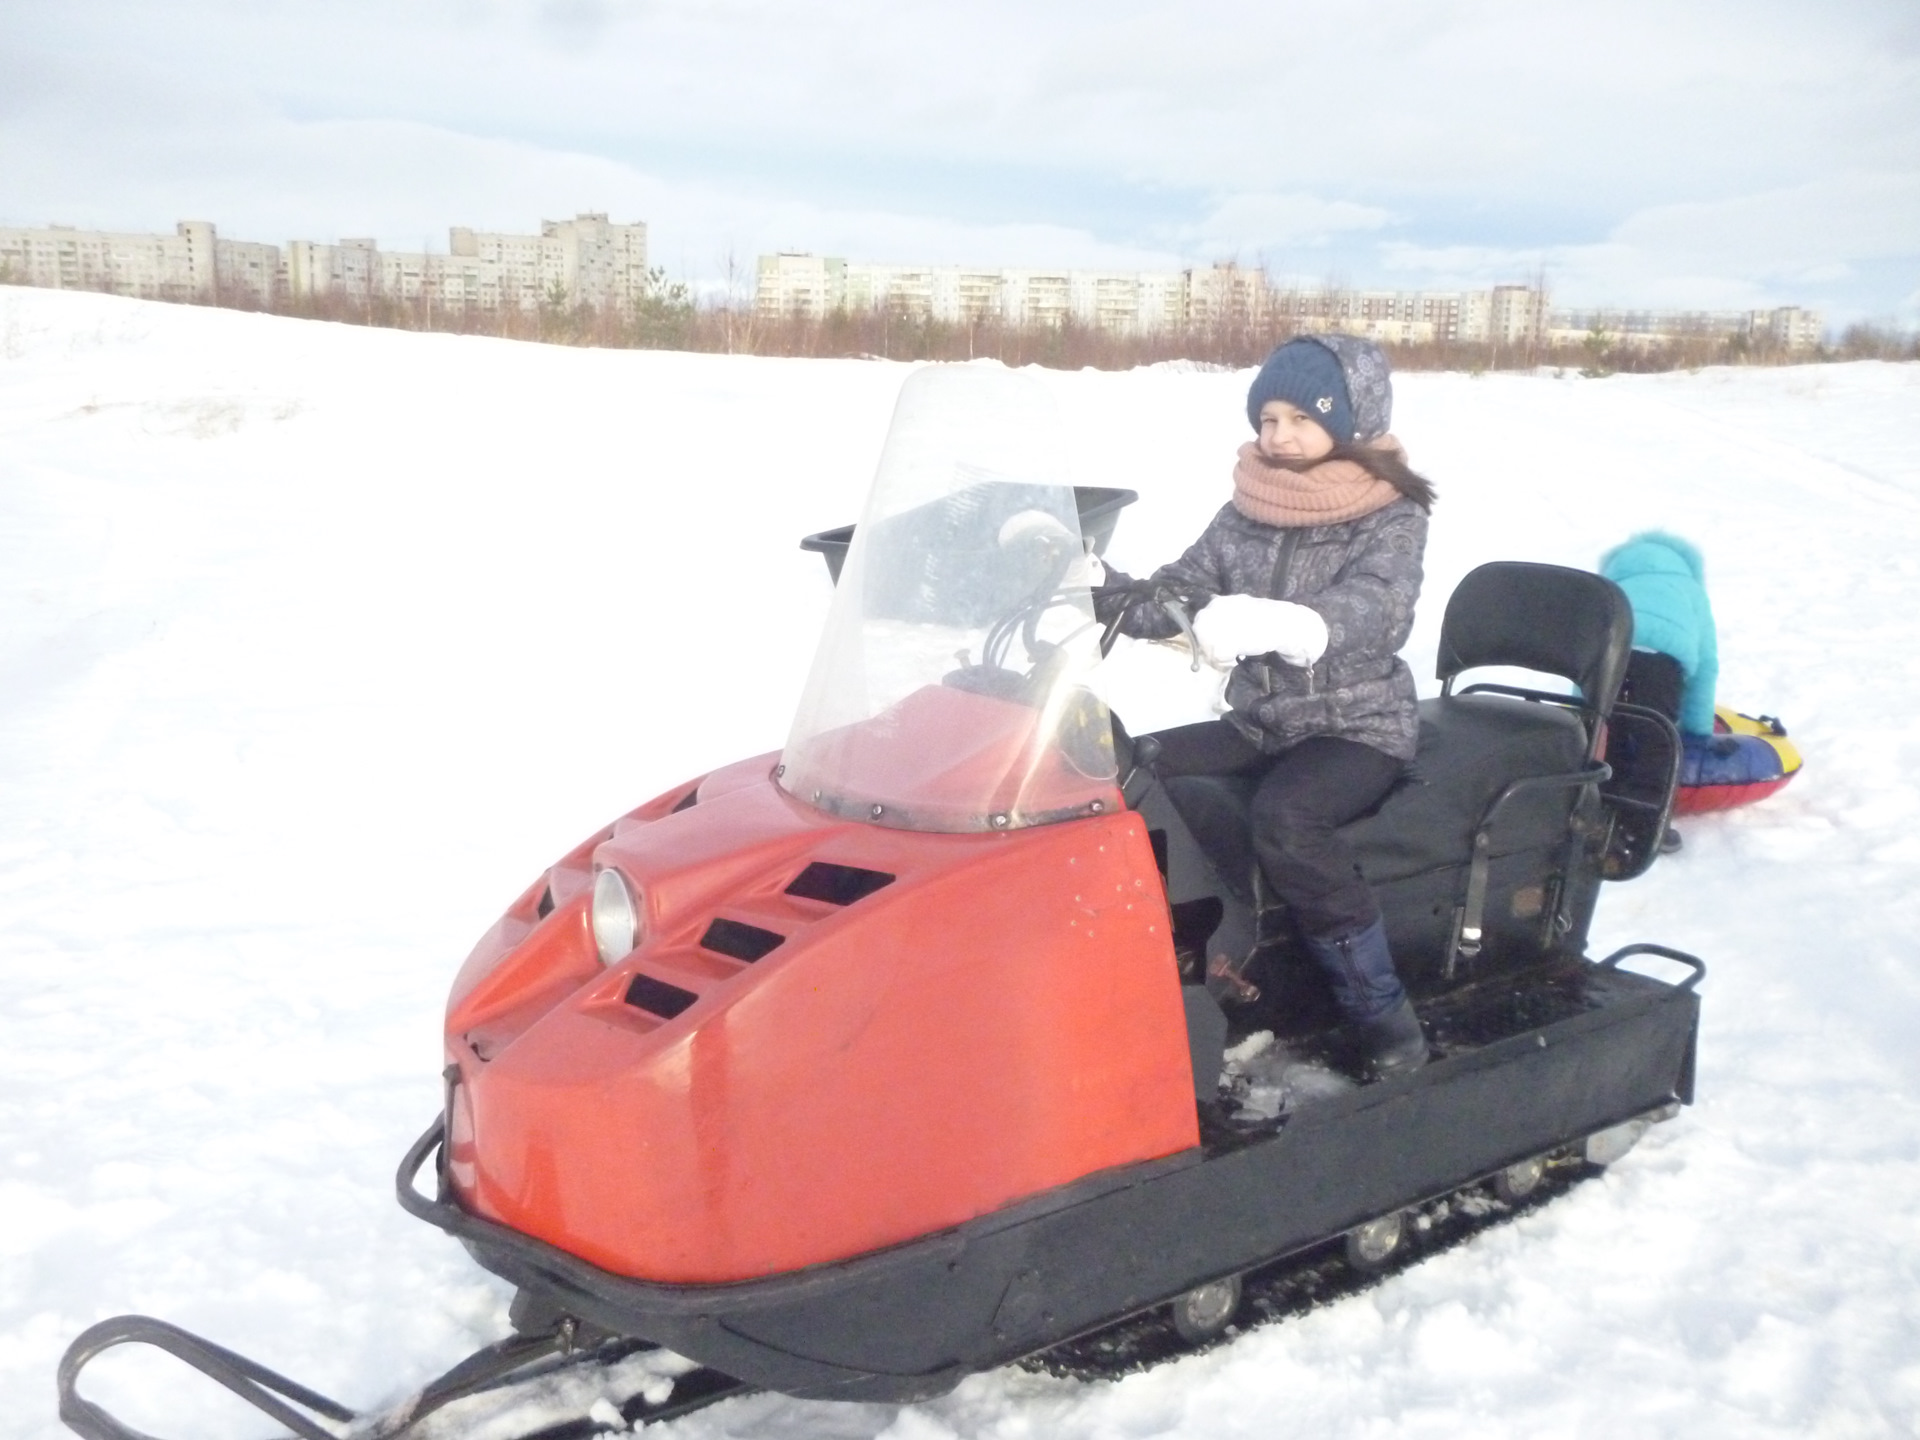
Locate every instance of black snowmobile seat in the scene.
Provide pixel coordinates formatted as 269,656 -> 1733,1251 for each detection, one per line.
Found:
1341,696 -> 1589,884
1347,560 -> 1635,879
1351,564 -> 1635,879
1433,560 -> 1633,760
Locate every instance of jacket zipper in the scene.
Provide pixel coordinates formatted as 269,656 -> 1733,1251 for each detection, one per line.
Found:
1269,528 -> 1316,693
1269,527 -> 1302,599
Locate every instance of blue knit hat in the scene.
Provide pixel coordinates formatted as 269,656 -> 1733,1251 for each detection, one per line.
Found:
1246,338 -> 1354,443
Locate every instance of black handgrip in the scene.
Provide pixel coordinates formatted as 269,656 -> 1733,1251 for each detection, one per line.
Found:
1598,942 -> 1706,992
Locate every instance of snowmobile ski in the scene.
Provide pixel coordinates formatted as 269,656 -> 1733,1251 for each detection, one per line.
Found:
56,1312 -> 752,1440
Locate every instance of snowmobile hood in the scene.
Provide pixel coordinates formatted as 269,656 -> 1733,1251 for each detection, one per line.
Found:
441,759 -> 1197,1285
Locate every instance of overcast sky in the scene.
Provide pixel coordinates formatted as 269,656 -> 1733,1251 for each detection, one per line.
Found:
5,0 -> 1917,322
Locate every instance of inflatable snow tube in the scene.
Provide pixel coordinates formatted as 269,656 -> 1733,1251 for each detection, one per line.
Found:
1674,707 -> 1802,815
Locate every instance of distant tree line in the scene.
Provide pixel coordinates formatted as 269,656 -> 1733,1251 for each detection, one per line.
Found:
9,263 -> 1915,372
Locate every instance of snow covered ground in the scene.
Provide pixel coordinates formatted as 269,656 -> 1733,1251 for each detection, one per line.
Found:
5,286 -> 1920,1439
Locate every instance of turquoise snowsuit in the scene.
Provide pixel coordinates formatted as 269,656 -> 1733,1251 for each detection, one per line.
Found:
1599,531 -> 1719,737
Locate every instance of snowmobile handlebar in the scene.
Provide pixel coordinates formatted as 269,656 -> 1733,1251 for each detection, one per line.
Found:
1097,579 -> 1203,670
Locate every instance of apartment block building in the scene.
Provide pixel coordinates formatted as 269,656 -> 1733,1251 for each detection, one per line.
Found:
756,253 -> 1547,345
289,213 -> 650,312
0,220 -> 280,307
1261,282 -> 1549,347
1749,306 -> 1825,350
1547,304 -> 1824,352
3,214 -> 650,315
757,254 -> 1270,336
755,252 -> 1828,354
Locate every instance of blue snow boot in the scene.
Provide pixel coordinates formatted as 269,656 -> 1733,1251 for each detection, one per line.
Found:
1304,919 -> 1429,1080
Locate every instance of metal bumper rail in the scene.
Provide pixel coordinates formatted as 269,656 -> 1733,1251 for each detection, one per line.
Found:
55,1126 -> 748,1440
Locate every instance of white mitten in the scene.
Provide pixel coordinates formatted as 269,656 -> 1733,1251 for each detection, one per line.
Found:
1192,593 -> 1329,668
1064,549 -> 1106,590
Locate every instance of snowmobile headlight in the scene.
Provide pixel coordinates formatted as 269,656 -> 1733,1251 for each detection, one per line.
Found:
591,867 -> 642,966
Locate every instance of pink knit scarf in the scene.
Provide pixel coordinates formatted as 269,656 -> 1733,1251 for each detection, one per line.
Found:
1230,438 -> 1405,527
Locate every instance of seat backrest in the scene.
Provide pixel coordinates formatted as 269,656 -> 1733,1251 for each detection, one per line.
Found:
1436,561 -> 1633,718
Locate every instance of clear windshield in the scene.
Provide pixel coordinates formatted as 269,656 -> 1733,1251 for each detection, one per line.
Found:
780,366 -> 1119,833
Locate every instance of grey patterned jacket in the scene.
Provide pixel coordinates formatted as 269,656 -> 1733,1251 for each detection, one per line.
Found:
1103,495 -> 1428,761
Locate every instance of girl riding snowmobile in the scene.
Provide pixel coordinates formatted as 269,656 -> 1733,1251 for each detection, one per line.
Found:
1097,335 -> 1437,1078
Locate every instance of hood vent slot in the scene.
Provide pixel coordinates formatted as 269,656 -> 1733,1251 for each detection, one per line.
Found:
785,862 -> 895,906
624,974 -> 697,1019
700,918 -> 785,962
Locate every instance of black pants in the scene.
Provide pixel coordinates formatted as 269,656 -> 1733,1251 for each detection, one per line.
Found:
1150,721 -> 1404,940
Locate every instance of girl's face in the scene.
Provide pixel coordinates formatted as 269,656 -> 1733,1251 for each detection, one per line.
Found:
1257,400 -> 1337,463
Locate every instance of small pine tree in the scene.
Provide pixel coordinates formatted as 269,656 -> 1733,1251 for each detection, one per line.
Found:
1580,325 -> 1615,378
630,267 -> 694,350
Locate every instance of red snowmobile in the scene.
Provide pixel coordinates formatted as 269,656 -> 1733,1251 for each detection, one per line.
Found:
60,367 -> 1700,1438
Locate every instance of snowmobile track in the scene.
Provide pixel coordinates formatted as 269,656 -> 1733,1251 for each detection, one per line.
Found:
1026,1159 -> 1597,1383
452,1160 -> 1605,1434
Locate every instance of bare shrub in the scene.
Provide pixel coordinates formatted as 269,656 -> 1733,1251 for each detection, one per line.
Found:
17,265 -> 1905,375
1838,322 -> 1920,361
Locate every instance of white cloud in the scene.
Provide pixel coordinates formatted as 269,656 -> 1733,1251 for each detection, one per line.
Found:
3,0 -> 1917,316
1165,193 -> 1396,263
1372,171 -> 1920,315
1611,173 -> 1920,274
0,105 -> 1183,278
1378,236 -> 1784,313
16,0 -> 1919,206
